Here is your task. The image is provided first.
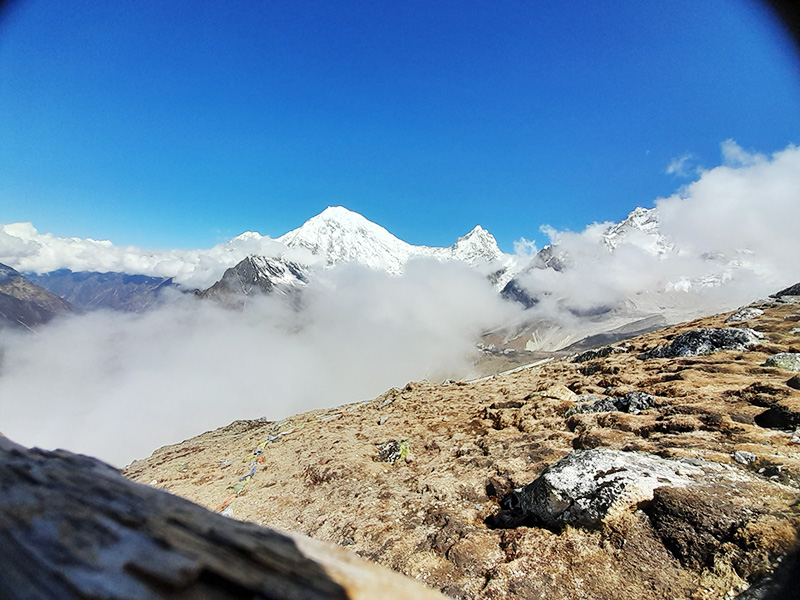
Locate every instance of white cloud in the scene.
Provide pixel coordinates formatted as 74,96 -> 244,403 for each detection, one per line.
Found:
720,139 -> 764,167
0,260 -> 517,466
0,224 -> 318,289
512,238 -> 538,256
666,153 -> 698,177
511,141 -> 800,339
657,141 -> 800,281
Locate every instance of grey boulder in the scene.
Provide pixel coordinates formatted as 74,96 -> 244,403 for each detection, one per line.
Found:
724,307 -> 764,323
763,353 -> 800,372
638,328 -> 762,359
488,449 -> 704,529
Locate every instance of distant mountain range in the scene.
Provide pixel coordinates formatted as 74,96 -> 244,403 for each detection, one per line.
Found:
190,205 -> 673,310
26,270 -> 178,312
200,206 -> 517,304
20,206 -> 521,314
5,204 -> 741,353
276,206 -> 508,273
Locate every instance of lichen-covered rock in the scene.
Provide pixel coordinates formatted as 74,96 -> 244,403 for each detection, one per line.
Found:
487,449 -> 703,529
566,391 -> 656,416
617,391 -> 657,412
376,440 -> 410,463
725,307 -> 764,323
638,328 -> 762,359
572,345 -> 627,363
733,450 -> 757,465
763,353 -> 800,372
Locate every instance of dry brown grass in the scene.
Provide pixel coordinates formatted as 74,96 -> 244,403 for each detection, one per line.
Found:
125,301 -> 800,599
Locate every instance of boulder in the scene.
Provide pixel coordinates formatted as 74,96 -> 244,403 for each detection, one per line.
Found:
763,353 -> 800,372
725,307 -> 764,323
487,449 -> 703,529
529,384 -> 576,402
566,391 -> 656,416
572,345 -> 627,363
732,450 -> 757,465
638,328 -> 762,359
616,391 -> 657,412
376,440 -> 410,463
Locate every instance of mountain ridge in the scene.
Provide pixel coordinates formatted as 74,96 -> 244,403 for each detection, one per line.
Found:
0,263 -> 75,330
277,206 -> 507,274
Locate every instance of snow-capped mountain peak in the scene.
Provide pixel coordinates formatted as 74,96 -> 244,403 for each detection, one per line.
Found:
230,231 -> 263,242
197,254 -> 309,305
276,206 -> 416,273
449,225 -> 504,263
602,206 -> 672,254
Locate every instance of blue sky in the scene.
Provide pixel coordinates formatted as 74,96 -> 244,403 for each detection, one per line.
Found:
1,0 -> 799,252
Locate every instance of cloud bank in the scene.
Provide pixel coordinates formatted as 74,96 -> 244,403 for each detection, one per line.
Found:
0,225 -> 320,290
0,260 -> 516,466
512,141 -> 800,331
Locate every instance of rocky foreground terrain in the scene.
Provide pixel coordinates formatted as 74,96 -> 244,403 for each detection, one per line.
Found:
126,288 -> 800,599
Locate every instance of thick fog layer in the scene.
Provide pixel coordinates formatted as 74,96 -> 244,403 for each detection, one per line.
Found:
0,260 -> 516,466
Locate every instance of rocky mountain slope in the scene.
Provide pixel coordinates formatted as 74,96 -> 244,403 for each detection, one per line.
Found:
196,255 -> 309,307
0,262 -> 75,330
126,288 -> 800,600
26,269 -> 178,312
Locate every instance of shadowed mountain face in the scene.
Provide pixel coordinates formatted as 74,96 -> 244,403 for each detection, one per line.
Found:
26,269 -> 179,312
196,255 -> 309,307
0,263 -> 74,330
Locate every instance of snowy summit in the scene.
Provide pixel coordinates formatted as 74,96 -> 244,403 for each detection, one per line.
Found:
277,206 -> 505,274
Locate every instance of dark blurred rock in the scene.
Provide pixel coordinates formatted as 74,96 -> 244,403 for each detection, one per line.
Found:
0,437 -> 445,600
